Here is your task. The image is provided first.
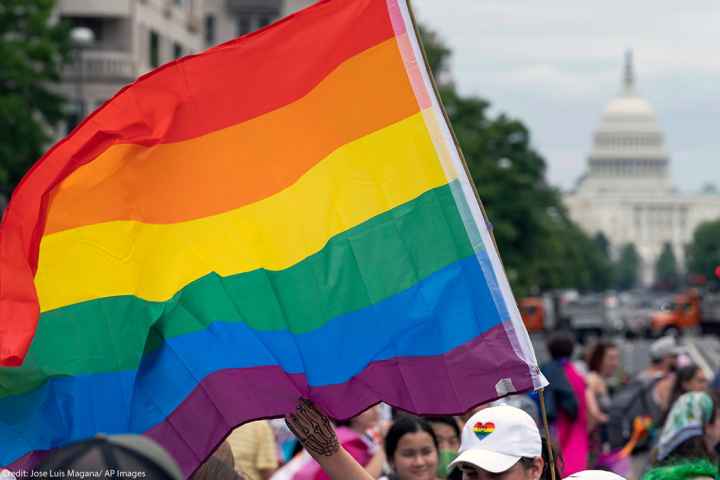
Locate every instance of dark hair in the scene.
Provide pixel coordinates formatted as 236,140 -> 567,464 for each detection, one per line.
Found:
547,332 -> 575,361
660,365 -> 704,427
518,437 -> 562,480
424,416 -> 461,442
673,365 -> 701,394
385,415 -> 439,462
587,340 -> 617,374
192,441 -> 243,480
655,436 -> 715,466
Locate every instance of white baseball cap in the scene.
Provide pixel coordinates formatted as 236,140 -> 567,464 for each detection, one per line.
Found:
650,336 -> 683,361
564,470 -> 626,480
449,405 -> 542,473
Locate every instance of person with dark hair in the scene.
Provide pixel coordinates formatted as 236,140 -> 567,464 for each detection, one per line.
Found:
541,333 -> 578,422
667,365 -> 708,414
192,441 -> 245,480
585,341 -> 620,468
637,336 -> 682,414
425,416 -> 461,478
653,391 -> 720,465
283,400 -> 436,480
284,400 -> 561,480
547,333 -> 575,360
381,415 -> 440,480
35,434 -> 183,479
540,332 -> 588,475
448,406 -> 546,480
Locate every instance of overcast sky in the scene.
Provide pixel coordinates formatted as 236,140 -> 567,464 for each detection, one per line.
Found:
410,1 -> 720,192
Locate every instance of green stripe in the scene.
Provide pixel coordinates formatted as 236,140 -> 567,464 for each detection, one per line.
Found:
0,183 -> 473,398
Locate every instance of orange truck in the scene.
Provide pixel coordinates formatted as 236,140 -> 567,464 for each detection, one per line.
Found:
649,289 -> 701,336
519,297 -> 546,333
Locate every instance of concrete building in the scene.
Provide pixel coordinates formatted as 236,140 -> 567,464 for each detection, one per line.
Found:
57,0 -> 205,132
564,52 -> 720,285
203,0 -> 282,47
282,0 -> 316,15
55,0 -> 291,133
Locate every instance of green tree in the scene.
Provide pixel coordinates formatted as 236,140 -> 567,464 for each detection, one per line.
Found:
0,0 -> 69,194
593,232 -> 610,257
687,219 -> 720,287
655,242 -> 679,290
615,243 -> 641,290
419,25 -> 609,295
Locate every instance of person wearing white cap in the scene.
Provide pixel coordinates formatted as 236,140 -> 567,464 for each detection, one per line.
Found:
563,470 -> 626,480
449,406 -> 545,480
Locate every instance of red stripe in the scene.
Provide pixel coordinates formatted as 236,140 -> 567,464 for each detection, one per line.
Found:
0,0 -> 396,366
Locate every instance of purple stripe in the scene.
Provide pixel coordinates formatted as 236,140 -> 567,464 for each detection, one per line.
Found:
9,324 -> 534,477
148,324 -> 533,476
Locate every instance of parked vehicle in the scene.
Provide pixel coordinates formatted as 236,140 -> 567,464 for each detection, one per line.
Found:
700,291 -> 720,333
562,293 -> 623,339
649,290 -> 701,336
618,293 -> 656,338
518,291 -> 574,333
519,297 -> 546,332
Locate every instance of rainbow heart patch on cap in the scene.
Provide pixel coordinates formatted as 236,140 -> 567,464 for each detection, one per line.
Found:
473,421 -> 495,440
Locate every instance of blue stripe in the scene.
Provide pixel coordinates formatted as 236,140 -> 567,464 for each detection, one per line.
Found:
1,252 -> 506,464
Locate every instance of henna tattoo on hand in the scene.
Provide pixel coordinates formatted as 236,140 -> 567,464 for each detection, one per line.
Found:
285,398 -> 340,457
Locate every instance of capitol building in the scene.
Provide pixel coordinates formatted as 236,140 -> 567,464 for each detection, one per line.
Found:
564,52 -> 720,285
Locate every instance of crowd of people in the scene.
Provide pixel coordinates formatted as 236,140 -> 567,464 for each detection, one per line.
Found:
9,333 -> 720,480
540,333 -> 720,480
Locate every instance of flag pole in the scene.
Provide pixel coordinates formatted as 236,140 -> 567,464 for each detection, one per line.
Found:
403,0 -> 495,235
403,4 -> 556,480
538,388 -> 557,480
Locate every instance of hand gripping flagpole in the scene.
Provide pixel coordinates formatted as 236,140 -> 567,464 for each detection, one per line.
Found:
403,3 -> 556,480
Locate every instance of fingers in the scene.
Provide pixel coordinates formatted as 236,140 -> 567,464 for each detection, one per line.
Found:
286,398 -> 340,457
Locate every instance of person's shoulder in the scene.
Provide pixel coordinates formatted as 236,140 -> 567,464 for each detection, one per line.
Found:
586,371 -> 600,384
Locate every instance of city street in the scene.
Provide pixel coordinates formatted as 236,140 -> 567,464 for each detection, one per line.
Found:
531,331 -> 720,379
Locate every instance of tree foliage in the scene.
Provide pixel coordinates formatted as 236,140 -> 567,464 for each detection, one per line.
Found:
615,243 -> 641,290
655,242 -> 679,290
0,0 -> 69,194
419,25 -> 610,295
687,220 -> 720,287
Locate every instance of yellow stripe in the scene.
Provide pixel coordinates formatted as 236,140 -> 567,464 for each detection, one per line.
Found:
36,112 -> 452,312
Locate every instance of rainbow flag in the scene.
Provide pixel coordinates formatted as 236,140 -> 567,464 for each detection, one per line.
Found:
0,0 -> 545,474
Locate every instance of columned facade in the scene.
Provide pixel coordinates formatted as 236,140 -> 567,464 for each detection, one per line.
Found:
564,52 -> 720,285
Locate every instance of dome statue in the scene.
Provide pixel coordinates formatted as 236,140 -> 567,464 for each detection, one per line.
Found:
577,50 -> 671,195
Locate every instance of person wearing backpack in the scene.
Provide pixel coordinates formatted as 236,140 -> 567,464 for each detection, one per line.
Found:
605,337 -> 681,479
540,333 -> 589,475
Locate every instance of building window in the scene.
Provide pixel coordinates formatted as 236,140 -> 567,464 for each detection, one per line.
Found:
149,30 -> 160,68
205,14 -> 216,46
173,42 -> 183,59
236,17 -> 251,36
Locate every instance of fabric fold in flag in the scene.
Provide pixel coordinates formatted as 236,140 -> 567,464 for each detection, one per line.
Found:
0,0 -> 546,475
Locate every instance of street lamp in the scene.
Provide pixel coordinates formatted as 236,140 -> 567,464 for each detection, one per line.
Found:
70,26 -> 95,122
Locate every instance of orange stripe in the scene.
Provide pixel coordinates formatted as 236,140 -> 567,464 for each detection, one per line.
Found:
44,37 -> 419,234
